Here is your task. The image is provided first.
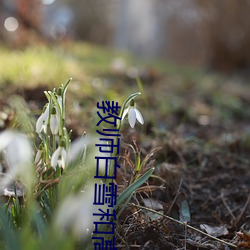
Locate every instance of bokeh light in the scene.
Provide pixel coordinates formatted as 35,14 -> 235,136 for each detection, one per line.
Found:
41,0 -> 55,5
4,17 -> 19,32
50,24 -> 67,40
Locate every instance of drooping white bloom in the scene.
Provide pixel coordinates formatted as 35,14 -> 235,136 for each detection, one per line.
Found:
67,135 -> 87,164
0,130 -> 33,190
122,99 -> 144,128
50,106 -> 59,135
0,131 -> 32,170
36,103 -> 50,133
51,145 -> 67,169
54,184 -> 99,241
56,87 -> 63,112
57,95 -> 63,112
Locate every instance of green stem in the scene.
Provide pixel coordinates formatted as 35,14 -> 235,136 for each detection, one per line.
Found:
109,92 -> 141,177
52,134 -> 56,152
61,78 -> 72,126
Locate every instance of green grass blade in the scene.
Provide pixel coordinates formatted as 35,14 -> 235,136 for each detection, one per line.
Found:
116,192 -> 134,218
114,167 -> 154,210
0,208 -> 21,250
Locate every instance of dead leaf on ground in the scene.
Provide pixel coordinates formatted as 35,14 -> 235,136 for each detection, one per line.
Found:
237,231 -> 250,248
200,224 -> 229,237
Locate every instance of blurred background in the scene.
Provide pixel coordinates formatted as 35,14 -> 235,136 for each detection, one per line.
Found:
1,0 -> 250,136
1,2 -> 250,249
1,0 -> 250,73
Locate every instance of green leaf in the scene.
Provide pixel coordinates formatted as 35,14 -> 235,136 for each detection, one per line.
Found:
114,167 -> 154,210
0,208 -> 21,250
62,78 -> 72,97
116,192 -> 134,218
135,152 -> 141,173
179,199 -> 191,222
32,209 -> 46,237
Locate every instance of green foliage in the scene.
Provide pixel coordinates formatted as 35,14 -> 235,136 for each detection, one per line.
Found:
0,46 -> 69,86
0,79 -> 151,250
115,167 -> 155,211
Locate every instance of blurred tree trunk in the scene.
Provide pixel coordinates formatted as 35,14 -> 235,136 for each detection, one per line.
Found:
15,0 -> 42,45
16,0 -> 41,31
161,0 -> 250,71
204,0 -> 250,71
66,0 -> 113,44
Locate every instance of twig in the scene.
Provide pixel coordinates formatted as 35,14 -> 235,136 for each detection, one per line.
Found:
184,221 -> 187,250
221,190 -> 236,221
233,192 -> 250,227
166,178 -> 183,215
129,203 -> 237,249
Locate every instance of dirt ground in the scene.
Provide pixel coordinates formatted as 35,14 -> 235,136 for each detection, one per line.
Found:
113,72 -> 250,249
1,68 -> 250,250
116,127 -> 250,249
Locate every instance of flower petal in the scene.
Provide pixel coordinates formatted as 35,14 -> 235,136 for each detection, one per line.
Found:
0,131 -> 33,191
41,122 -> 48,133
44,104 -> 50,118
57,96 -> 63,111
122,108 -> 129,120
36,104 -> 50,134
0,130 -> 13,151
55,184 -> 97,240
51,147 -> 61,168
135,109 -> 144,125
60,148 -> 67,169
128,107 -> 136,128
36,113 -> 45,133
50,114 -> 59,135
6,133 -> 32,169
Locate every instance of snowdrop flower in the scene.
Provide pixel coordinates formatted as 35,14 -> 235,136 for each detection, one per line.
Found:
122,99 -> 144,128
50,106 -> 59,135
36,103 -> 50,133
54,184 -> 98,241
67,135 -> 87,164
51,142 -> 67,169
0,130 -> 33,190
57,93 -> 63,112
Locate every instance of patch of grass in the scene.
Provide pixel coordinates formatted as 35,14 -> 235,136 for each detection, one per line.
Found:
0,41 -> 208,86
0,40 -> 250,249
0,45 -> 69,86
0,42 -> 124,87
62,42 -> 131,75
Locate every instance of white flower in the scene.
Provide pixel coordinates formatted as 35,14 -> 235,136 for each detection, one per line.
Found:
0,130 -> 33,190
54,184 -> 98,241
67,136 -> 87,163
57,95 -> 63,112
122,99 -> 144,128
56,87 -> 63,113
50,106 -> 59,135
51,145 -> 67,169
36,104 -> 50,133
